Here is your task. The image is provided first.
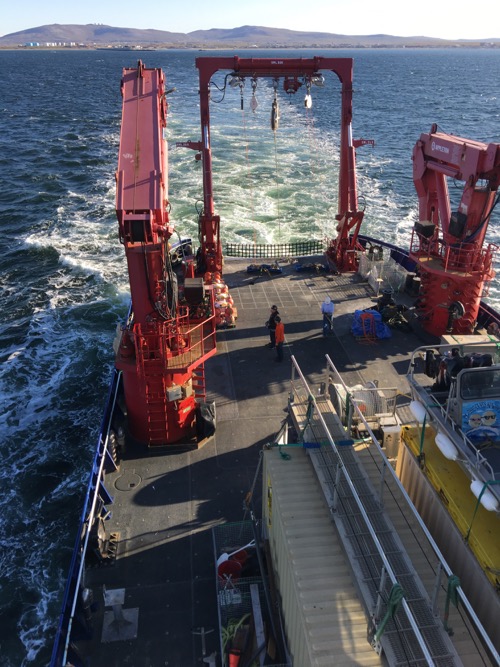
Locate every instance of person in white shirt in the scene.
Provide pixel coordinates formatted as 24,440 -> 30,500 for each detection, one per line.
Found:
321,297 -> 334,336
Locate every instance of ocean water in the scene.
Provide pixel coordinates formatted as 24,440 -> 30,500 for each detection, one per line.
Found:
0,47 -> 499,665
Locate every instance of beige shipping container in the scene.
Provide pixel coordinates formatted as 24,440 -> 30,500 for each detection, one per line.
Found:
262,447 -> 383,667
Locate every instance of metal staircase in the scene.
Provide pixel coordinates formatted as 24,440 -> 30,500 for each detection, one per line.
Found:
310,444 -> 460,666
287,355 -> 470,666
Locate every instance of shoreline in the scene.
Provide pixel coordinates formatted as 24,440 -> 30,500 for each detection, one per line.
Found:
1,43 -> 500,51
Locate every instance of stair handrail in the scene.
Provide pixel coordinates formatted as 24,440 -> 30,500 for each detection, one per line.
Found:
326,353 -> 500,664
290,355 -> 438,666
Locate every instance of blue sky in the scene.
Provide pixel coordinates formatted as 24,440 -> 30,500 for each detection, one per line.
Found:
1,0 -> 499,40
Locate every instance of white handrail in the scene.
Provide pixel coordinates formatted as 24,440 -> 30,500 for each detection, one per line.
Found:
290,355 -> 437,666
324,353 -> 500,664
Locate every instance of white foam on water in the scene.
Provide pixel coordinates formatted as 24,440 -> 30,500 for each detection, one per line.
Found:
15,531 -> 68,664
0,290 -> 115,661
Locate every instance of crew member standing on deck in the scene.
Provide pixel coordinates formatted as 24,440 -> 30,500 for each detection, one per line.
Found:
321,297 -> 335,335
274,316 -> 285,362
266,305 -> 280,348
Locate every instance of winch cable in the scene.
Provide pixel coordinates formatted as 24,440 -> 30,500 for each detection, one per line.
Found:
273,128 -> 282,240
304,78 -> 316,174
271,80 -> 282,240
304,78 -> 325,238
239,78 -> 258,263
304,80 -> 335,239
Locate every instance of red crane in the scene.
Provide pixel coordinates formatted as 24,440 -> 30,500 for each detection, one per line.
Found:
114,57 -> 372,445
410,125 -> 500,336
113,59 -> 500,443
115,61 -> 217,446
189,56 -> 370,274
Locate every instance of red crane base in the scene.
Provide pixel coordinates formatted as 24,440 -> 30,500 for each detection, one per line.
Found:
415,265 -> 486,337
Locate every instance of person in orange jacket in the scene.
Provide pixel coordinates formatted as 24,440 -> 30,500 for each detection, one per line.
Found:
274,316 -> 285,362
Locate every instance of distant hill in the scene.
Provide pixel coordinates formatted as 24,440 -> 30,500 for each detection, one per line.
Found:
1,23 -> 499,48
0,24 -> 188,46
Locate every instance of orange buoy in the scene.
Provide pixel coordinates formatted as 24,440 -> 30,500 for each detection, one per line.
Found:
231,550 -> 247,566
217,559 -> 242,582
228,651 -> 241,667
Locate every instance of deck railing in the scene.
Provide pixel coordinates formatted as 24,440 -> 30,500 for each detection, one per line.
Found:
289,356 -> 441,665
51,370 -> 122,667
322,354 -> 499,664
409,231 -> 498,276
407,343 -> 500,485
224,240 -> 324,258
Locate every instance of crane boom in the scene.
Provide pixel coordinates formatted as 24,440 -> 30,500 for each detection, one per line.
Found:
115,61 -> 217,447
116,60 -> 172,323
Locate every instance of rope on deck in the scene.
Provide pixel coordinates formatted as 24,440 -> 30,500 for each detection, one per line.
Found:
373,584 -> 405,643
443,575 -> 460,635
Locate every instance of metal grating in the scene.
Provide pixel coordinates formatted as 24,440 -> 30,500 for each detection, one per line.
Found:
213,521 -> 255,555
212,522 -> 292,667
216,576 -> 266,627
287,355 -> 482,665
224,240 -> 324,258
308,443 -> 462,666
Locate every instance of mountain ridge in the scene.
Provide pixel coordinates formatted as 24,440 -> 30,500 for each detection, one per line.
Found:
1,23 -> 499,47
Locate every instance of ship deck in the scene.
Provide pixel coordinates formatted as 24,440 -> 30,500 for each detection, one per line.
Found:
72,257 -> 498,666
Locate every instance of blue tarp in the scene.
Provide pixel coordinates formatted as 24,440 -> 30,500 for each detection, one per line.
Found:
351,309 -> 392,339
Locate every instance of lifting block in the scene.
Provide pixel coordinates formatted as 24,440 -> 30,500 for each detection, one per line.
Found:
184,277 -> 205,304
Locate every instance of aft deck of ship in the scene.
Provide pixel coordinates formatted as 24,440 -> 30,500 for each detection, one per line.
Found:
71,257 -> 498,667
